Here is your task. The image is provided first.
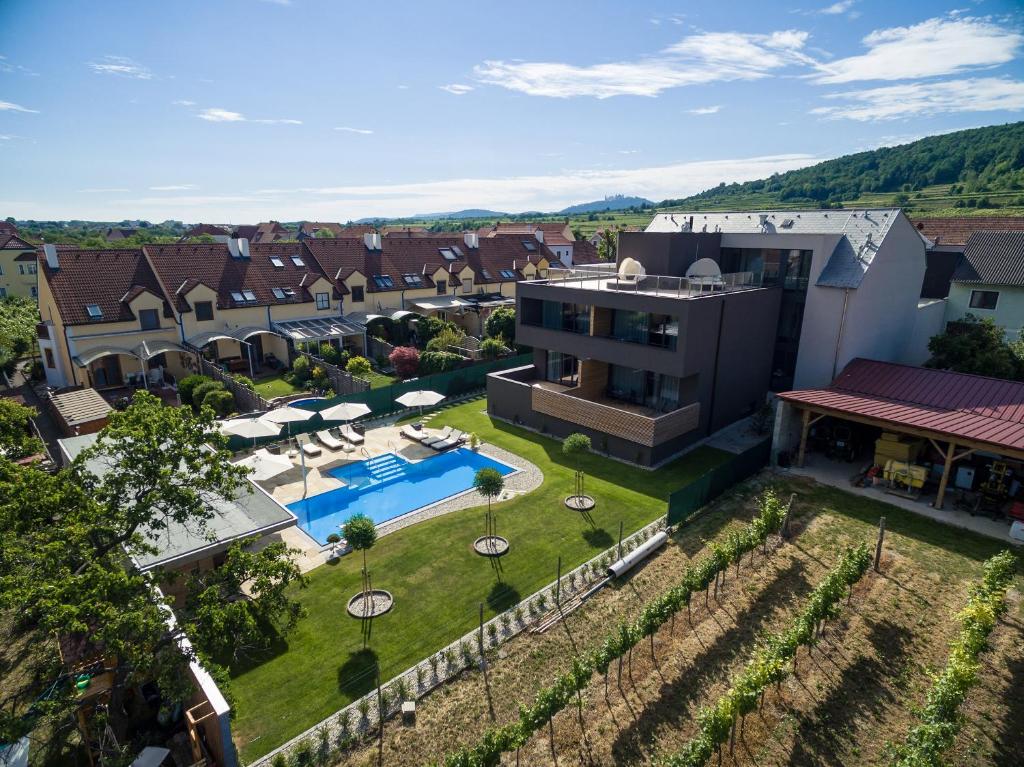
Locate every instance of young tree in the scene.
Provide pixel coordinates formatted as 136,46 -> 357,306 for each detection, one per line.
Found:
563,433 -> 593,507
389,346 -> 420,378
927,315 -> 1023,380
483,307 -> 516,344
343,513 -> 378,609
473,467 -> 505,545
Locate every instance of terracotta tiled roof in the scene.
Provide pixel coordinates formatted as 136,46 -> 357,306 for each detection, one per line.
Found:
0,234 -> 34,250
182,223 -> 230,238
143,241 -> 336,312
911,216 -> 1024,247
382,226 -> 431,238
571,238 -> 601,265
479,222 -> 575,246
40,248 -> 172,326
298,221 -> 346,238
0,221 -> 18,235
779,358 -> 1024,454
232,222 -> 291,243
303,233 -> 560,293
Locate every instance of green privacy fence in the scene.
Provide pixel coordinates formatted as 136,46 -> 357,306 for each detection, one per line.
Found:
226,354 -> 531,451
667,437 -> 772,526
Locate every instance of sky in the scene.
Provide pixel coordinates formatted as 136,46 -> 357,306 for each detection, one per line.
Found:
1,0 -> 1023,223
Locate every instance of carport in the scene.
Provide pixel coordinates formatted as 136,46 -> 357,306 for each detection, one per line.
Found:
778,358 -> 1024,511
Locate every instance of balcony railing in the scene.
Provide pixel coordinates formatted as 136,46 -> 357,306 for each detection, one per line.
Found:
538,268 -> 764,298
531,383 -> 700,447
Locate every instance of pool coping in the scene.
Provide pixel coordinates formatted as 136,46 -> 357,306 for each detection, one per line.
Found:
292,443 -> 541,545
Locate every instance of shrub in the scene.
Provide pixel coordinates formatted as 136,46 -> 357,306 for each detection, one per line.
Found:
291,738 -> 313,766
460,641 -> 474,668
484,306 -> 515,342
271,754 -> 287,767
425,326 -> 465,353
417,316 -> 456,347
479,337 -> 504,359
442,647 -> 456,668
514,606 -> 524,623
318,342 -> 341,365
178,374 -> 212,405
429,654 -> 440,676
346,356 -> 372,378
487,623 -> 498,642
389,346 -> 420,378
418,350 -> 461,375
192,380 -> 225,411
203,388 -> 236,417
232,374 -> 255,390
356,698 -> 371,721
500,613 -> 512,632
415,665 -> 426,688
395,678 -> 409,702
292,355 -> 311,385
310,365 -> 330,390
336,708 -> 352,735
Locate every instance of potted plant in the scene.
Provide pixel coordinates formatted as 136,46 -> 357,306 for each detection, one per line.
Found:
326,532 -> 342,560
468,432 -> 480,451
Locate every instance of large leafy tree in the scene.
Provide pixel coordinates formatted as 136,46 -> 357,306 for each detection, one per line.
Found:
484,307 -> 516,344
0,391 -> 306,749
0,398 -> 43,460
927,315 -> 1024,380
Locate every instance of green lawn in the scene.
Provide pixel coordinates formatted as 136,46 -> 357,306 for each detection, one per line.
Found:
229,398 -> 728,760
253,374 -> 303,399
364,370 -> 400,389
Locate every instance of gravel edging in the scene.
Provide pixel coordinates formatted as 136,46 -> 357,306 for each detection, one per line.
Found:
372,443 -> 543,538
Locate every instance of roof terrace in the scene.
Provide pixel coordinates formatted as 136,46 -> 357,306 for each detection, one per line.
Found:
535,266 -> 765,299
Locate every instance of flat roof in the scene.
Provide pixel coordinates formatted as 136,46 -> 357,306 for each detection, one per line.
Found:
59,433 -> 295,571
778,358 -> 1024,456
50,388 -> 113,427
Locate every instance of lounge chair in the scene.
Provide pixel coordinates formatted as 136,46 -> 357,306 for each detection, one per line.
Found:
401,424 -> 433,443
315,429 -> 345,450
297,435 -> 322,457
339,424 -> 364,445
420,425 -> 452,446
431,429 -> 466,451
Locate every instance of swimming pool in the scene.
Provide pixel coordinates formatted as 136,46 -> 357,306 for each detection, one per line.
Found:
288,448 -> 516,543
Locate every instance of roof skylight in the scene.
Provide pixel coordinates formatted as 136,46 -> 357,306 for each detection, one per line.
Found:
522,240 -> 536,252
439,248 -> 457,261
373,275 -> 395,289
86,304 -> 103,318
402,274 -> 423,286
272,287 -> 286,299
499,269 -> 517,279
270,257 -> 284,268
291,256 -> 305,267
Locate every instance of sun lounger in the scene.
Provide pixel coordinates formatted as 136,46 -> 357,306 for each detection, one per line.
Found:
297,435 -> 322,457
431,429 -> 466,451
316,429 -> 345,450
420,425 -> 452,446
401,425 -> 433,443
339,424 -> 364,445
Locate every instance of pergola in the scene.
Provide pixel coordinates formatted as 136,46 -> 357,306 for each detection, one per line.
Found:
72,339 -> 189,388
271,316 -> 366,343
779,358 -> 1024,510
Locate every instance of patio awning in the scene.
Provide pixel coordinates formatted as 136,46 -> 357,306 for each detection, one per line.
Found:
272,316 -> 366,342
344,311 -> 382,325
73,344 -> 137,367
389,309 -> 419,321
135,338 -> 188,360
411,297 -> 470,313
187,326 -> 286,348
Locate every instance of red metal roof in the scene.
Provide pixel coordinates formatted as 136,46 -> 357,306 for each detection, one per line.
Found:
778,358 -> 1024,453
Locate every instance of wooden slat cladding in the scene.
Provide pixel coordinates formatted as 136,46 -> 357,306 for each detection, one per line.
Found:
531,385 -> 699,447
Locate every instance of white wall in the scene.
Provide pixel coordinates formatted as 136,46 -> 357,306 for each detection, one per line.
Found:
903,298 -> 947,366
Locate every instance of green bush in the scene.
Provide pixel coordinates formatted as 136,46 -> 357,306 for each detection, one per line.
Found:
417,316 -> 457,347
203,388 -> 236,417
233,375 -> 255,390
426,326 -> 465,353
192,380 -> 225,411
484,306 -> 515,343
178,374 -> 212,405
479,337 -> 504,359
318,343 -> 341,365
291,355 -> 311,385
418,351 -> 461,375
346,356 -> 372,377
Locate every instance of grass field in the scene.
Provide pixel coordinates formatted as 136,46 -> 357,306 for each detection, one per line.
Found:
328,473 -> 1023,767
253,374 -> 303,399
363,370 -> 401,389
229,398 -> 728,761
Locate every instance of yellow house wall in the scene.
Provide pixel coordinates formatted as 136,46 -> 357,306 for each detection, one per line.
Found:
0,250 -> 38,300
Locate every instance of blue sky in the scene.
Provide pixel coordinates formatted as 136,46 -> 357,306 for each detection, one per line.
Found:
1,0 -> 1022,223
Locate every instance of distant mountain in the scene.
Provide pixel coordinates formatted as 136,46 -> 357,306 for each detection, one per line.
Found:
559,195 -> 653,215
659,121 -> 1024,213
415,209 -> 510,220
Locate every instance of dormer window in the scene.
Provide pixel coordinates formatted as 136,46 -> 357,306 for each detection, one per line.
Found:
86,304 -> 103,319
139,308 -> 159,330
195,301 -> 214,321
270,257 -> 284,268
291,256 -> 305,267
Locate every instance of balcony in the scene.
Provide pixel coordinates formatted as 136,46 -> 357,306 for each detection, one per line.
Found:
531,380 -> 699,447
536,267 -> 764,299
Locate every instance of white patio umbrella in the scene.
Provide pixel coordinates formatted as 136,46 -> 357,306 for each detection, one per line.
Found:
233,449 -> 295,481
319,401 -> 372,423
395,389 -> 445,417
220,416 -> 282,448
260,405 -> 315,437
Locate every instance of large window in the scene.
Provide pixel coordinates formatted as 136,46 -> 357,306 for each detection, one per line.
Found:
436,279 -> 447,295
545,352 -> 578,386
195,301 -> 214,321
970,290 -> 999,310
608,310 -> 677,350
316,292 -> 330,310
607,364 -> 681,413
139,308 -> 160,330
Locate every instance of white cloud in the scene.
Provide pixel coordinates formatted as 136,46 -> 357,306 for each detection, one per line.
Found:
618,149 -> 640,155
334,126 -> 373,134
812,77 -> 1024,120
813,16 -> 1023,84
688,105 -> 721,114
88,55 -> 153,80
440,84 -> 473,95
397,84 -> 409,90
78,188 -> 131,193
149,184 -> 197,191
172,99 -> 196,106
0,100 -> 37,113
259,0 -> 292,5
196,107 -> 300,124
0,56 -> 39,76
474,29 -> 812,98
819,1 -> 855,14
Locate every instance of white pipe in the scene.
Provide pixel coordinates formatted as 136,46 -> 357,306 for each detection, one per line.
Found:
607,531 -> 667,579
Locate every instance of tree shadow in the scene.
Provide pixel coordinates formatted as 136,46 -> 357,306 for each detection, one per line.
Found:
336,648 -> 380,700
225,618 -> 291,676
992,625 -> 1024,766
609,557 -> 808,763
786,619 -> 913,766
486,581 -> 521,613
582,527 -> 614,549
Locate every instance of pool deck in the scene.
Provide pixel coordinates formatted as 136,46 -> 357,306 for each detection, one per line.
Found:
240,423 -> 543,572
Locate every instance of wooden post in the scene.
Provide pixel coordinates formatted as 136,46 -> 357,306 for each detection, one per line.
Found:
376,667 -> 384,766
555,556 -> 562,606
478,603 -> 485,660
781,493 -> 796,540
797,408 -> 811,468
874,516 -> 886,572
617,520 -> 624,561
933,441 -> 956,510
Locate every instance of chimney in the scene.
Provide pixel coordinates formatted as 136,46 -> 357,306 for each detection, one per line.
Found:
43,243 -> 59,270
363,232 -> 375,249
227,239 -> 241,258
375,232 -> 382,250
464,232 -> 479,249
535,229 -> 545,244
689,216 -> 694,231
238,237 -> 250,259
758,214 -> 768,225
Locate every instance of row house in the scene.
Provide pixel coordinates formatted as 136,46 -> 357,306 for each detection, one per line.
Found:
0,232 -> 38,299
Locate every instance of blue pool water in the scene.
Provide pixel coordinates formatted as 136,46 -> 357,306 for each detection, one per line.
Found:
288,448 -> 515,543
289,397 -> 325,409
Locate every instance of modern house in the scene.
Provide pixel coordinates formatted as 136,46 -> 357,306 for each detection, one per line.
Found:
488,209 -> 930,466
0,232 -> 39,299
945,231 -> 1024,338
912,216 -> 1024,299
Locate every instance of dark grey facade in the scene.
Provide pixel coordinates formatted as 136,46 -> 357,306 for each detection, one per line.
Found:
488,234 -> 783,466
